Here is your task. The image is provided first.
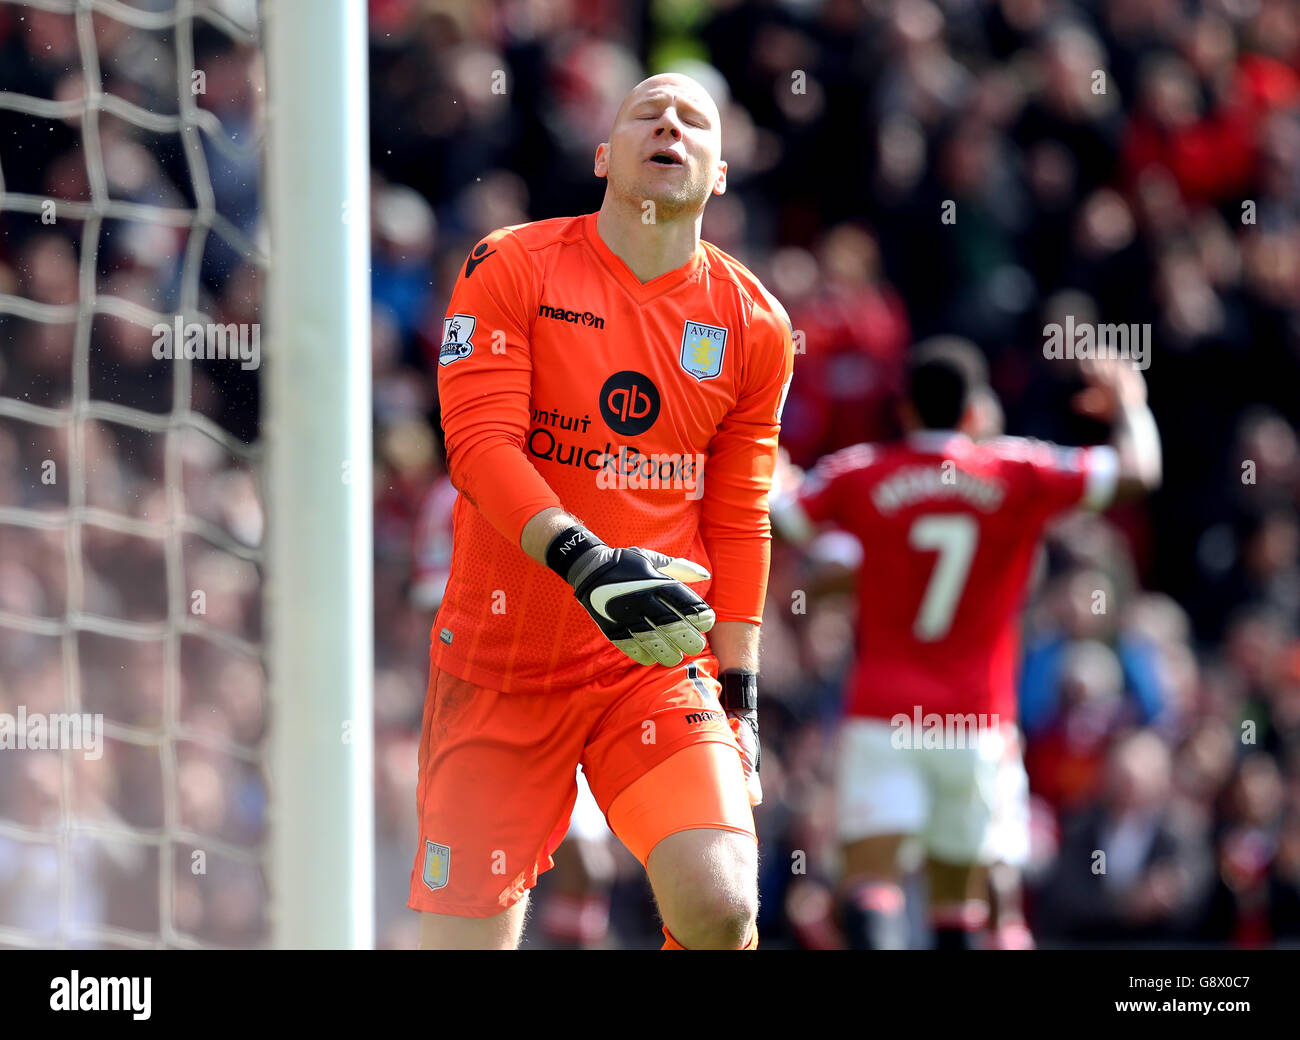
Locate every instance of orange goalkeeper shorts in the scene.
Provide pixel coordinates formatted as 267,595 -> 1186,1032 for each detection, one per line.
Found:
407,648 -> 756,918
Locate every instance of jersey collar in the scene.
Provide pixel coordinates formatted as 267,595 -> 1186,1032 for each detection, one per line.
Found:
582,211 -> 705,303
906,429 -> 973,454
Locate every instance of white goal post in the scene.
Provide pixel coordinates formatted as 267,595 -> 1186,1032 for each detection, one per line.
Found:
264,0 -> 373,949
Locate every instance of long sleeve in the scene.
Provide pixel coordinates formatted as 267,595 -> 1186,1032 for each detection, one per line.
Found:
698,287 -> 795,624
436,228 -> 563,545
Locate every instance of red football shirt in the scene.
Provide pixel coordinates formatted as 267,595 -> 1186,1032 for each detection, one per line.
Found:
797,430 -> 1117,723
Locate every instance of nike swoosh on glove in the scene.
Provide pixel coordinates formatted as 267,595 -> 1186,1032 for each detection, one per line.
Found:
546,525 -> 716,666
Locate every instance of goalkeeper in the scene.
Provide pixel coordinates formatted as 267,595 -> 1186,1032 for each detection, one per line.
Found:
408,72 -> 793,950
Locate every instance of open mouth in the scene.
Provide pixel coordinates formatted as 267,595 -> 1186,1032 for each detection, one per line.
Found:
649,151 -> 684,166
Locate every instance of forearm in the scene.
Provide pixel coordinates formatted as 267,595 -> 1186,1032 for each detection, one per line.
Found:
713,619 -> 764,805
710,619 -> 759,673
443,437 -> 564,547
1082,359 -> 1160,501
520,506 -> 582,565
1111,397 -> 1161,498
698,527 -> 771,624
769,493 -> 815,547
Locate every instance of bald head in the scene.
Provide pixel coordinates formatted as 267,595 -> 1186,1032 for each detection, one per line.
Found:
595,72 -> 727,220
612,73 -> 723,141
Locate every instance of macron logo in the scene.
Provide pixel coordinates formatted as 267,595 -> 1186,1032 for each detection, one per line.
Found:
50,972 -> 151,1020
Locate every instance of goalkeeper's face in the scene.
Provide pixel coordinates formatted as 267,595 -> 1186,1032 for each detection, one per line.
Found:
596,74 -> 726,219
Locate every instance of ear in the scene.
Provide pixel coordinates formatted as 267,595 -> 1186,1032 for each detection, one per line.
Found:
594,142 -> 610,179
712,159 -> 728,196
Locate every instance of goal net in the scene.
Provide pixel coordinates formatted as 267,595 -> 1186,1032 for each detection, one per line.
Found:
0,0 -> 372,949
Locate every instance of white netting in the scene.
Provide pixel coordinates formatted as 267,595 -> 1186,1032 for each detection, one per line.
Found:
0,0 -> 267,948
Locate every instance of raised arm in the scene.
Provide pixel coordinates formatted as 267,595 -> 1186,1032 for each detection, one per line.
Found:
1074,357 -> 1162,503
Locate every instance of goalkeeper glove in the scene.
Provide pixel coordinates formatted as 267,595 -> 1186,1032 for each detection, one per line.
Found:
722,669 -> 762,807
546,524 -> 715,667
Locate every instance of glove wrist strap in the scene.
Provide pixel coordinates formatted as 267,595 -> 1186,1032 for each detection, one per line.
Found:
720,669 -> 758,712
545,524 -> 603,583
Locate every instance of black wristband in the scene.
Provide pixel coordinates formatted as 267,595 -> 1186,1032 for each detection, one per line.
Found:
545,524 -> 602,581
720,669 -> 758,712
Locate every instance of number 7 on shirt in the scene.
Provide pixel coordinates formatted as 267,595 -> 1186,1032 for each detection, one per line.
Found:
907,514 -> 978,642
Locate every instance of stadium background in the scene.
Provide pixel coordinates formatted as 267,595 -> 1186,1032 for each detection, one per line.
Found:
3,0 -> 1300,948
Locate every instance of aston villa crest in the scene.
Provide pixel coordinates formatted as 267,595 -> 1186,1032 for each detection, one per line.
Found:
423,839 -> 451,890
679,320 -> 728,381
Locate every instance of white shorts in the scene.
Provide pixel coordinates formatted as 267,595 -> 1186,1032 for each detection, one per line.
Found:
836,717 -> 1028,866
985,727 -> 1030,868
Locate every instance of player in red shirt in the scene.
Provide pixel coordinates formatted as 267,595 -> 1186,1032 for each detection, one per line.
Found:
772,337 -> 1161,948
409,73 -> 794,949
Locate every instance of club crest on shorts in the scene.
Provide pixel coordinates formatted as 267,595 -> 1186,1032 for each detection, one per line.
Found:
679,320 -> 727,381
423,839 -> 451,891
439,314 -> 476,366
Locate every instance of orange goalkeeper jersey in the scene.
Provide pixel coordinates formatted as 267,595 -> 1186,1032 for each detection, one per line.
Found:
432,212 -> 795,694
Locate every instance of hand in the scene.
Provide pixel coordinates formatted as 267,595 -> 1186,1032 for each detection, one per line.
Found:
721,668 -> 762,807
546,526 -> 715,666
727,709 -> 763,807
1125,864 -> 1183,923
770,447 -> 804,503
1072,357 -> 1147,422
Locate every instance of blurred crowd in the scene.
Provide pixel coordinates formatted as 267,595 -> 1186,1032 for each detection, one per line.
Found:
0,3 -> 266,946
4,0 -> 1300,948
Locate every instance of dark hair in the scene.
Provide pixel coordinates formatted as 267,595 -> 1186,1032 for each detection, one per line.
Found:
906,336 -> 988,429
